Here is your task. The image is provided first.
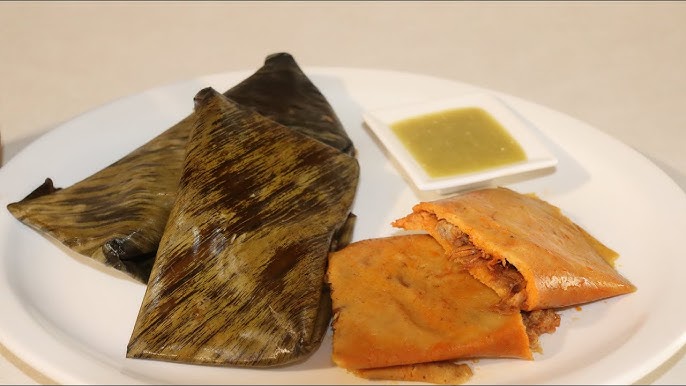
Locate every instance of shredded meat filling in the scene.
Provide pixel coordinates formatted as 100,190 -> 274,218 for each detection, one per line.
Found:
435,219 -> 560,351
522,309 -> 561,352
435,219 -> 527,309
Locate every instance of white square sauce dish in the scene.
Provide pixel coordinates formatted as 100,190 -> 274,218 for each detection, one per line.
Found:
363,92 -> 558,195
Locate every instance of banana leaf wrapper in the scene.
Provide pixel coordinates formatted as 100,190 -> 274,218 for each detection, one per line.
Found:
7,53 -> 354,283
126,87 -> 359,367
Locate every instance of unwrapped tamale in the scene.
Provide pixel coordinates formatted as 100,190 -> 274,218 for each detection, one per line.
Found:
392,187 -> 636,311
7,53 -> 354,283
126,87 -> 359,366
327,234 -> 532,373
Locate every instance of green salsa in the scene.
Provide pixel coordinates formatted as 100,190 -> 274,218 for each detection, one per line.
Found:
391,107 -> 526,178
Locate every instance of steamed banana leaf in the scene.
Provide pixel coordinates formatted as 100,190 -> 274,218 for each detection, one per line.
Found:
126,87 -> 359,366
7,53 -> 354,283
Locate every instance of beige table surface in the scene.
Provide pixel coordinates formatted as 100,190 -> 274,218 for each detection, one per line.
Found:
1,1 -> 685,384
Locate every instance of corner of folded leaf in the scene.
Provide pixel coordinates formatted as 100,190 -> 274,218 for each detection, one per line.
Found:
193,87 -> 222,110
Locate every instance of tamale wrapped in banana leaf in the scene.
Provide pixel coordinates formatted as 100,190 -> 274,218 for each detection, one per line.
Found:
126,87 -> 359,366
7,53 -> 354,283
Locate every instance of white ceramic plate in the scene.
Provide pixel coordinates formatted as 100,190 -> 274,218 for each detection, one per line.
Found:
0,67 -> 685,385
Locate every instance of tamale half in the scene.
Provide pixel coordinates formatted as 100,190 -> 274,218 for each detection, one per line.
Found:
126,88 -> 359,366
327,234 -> 531,374
393,187 -> 636,311
7,53 -> 354,283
